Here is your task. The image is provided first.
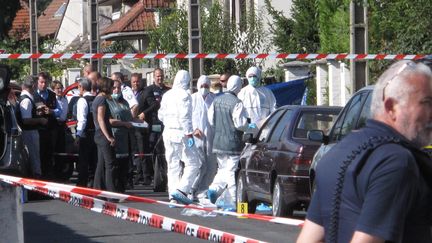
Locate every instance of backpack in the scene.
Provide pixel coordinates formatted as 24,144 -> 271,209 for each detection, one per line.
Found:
15,94 -> 38,130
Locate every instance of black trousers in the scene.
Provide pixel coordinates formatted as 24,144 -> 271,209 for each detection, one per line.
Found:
133,128 -> 153,179
39,128 -> 55,179
93,130 -> 118,192
77,131 -> 97,187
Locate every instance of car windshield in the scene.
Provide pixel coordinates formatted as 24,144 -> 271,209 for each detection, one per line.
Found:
294,111 -> 339,138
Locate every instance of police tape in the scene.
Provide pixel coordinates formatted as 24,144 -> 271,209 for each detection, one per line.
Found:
0,53 -> 429,60
0,174 -> 305,227
2,178 -> 267,243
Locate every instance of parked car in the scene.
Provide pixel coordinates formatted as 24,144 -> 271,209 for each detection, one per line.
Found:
0,64 -> 30,176
237,105 -> 342,217
308,85 -> 432,194
308,86 -> 373,193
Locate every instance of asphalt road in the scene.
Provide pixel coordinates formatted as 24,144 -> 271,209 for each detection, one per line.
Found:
23,184 -> 303,243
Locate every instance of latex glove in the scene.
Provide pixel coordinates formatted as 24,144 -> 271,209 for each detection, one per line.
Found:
248,123 -> 257,129
187,137 -> 195,148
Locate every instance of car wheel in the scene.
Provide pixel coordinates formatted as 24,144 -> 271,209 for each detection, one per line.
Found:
153,154 -> 167,192
236,172 -> 257,214
272,180 -> 292,217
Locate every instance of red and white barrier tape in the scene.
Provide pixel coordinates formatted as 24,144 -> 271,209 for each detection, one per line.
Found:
0,174 -> 304,227
0,53 -> 429,60
4,179 -> 266,243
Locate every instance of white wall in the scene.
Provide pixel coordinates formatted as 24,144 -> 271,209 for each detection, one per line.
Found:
256,0 -> 292,71
54,0 -> 84,52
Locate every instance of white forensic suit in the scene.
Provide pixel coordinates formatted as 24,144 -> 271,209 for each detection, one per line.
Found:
158,70 -> 201,202
238,66 -> 277,126
190,75 -> 217,199
207,75 -> 249,208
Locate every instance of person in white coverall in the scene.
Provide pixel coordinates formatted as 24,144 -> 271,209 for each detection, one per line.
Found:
158,70 -> 201,205
190,75 -> 217,200
238,66 -> 277,126
207,75 -> 249,210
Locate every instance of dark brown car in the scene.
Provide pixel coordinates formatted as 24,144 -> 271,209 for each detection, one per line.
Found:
237,105 -> 341,217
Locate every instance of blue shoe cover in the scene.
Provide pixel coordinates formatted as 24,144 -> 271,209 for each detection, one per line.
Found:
207,189 -> 218,204
171,191 -> 193,205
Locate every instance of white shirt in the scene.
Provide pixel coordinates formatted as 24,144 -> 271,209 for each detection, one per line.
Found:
76,92 -> 94,137
20,90 -> 34,119
121,85 -> 138,108
56,96 -> 68,122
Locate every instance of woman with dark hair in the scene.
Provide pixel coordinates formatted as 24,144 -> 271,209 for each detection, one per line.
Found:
107,79 -> 135,192
92,77 -> 118,193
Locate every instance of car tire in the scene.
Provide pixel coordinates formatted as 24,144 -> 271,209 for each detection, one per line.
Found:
272,180 -> 292,217
236,171 -> 257,214
153,154 -> 167,192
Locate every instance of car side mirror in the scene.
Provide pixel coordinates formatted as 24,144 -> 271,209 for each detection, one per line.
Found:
308,130 -> 324,142
242,132 -> 256,144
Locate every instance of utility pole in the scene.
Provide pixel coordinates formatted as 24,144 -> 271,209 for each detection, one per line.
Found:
88,0 -> 100,72
29,0 -> 38,76
188,0 -> 202,89
350,0 -> 368,91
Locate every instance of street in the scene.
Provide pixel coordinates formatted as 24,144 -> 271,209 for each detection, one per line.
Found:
23,184 -> 303,243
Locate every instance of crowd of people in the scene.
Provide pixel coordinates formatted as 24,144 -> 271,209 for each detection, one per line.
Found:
18,65 -> 276,208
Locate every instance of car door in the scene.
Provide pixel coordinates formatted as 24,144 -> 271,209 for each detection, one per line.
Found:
254,109 -> 294,194
245,109 -> 286,192
0,65 -> 11,162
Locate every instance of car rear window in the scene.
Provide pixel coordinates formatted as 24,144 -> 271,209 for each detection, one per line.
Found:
294,111 -> 339,138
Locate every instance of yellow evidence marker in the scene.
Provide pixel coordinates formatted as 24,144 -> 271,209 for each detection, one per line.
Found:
237,202 -> 248,218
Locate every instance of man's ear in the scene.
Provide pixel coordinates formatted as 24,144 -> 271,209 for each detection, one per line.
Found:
384,98 -> 397,120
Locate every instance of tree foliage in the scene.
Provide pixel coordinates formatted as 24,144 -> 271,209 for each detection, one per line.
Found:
367,0 -> 432,79
0,37 -> 81,81
317,0 -> 350,53
147,2 -> 269,77
264,0 -> 320,53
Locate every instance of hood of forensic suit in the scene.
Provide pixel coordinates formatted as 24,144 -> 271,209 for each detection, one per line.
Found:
226,75 -> 242,95
246,66 -> 262,81
197,75 -> 210,88
173,70 -> 191,90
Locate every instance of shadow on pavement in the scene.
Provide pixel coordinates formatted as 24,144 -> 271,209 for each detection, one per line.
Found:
24,212 -> 102,243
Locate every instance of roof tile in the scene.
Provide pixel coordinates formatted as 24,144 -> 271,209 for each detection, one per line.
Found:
9,1 -> 30,39
38,0 -> 68,37
102,0 -> 175,36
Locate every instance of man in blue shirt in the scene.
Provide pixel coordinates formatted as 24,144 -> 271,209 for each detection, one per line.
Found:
297,60 -> 432,243
34,72 -> 62,180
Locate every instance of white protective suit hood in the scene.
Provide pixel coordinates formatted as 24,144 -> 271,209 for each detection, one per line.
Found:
227,75 -> 242,95
173,70 -> 191,90
197,75 -> 210,96
246,66 -> 262,80
197,75 -> 210,88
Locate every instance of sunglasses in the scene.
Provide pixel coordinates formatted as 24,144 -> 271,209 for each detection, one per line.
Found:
382,62 -> 416,101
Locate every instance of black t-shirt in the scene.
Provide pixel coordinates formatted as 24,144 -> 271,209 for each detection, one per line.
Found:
92,95 -> 113,136
136,87 -> 159,124
307,119 -> 432,243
